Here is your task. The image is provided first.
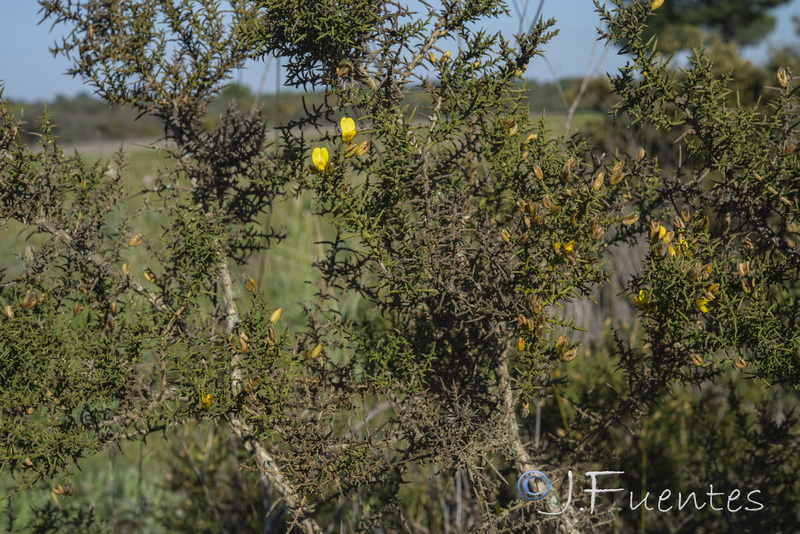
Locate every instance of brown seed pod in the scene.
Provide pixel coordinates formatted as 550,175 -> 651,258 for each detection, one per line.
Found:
244,377 -> 262,394
591,171 -> 605,191
53,483 -> 73,496
562,348 -> 578,362
621,212 -> 640,225
355,140 -> 371,156
21,291 -> 38,310
230,333 -> 249,353
345,143 -> 360,159
609,161 -> 625,184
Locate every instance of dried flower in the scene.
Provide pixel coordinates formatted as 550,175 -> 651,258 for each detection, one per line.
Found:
245,276 -> 257,294
777,67 -> 789,89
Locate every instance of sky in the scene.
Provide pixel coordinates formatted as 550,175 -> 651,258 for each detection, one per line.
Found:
1,1 -> 799,102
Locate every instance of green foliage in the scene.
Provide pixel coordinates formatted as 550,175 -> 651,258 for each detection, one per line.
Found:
1,0 -> 800,532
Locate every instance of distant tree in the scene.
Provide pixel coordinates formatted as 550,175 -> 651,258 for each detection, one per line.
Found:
645,0 -> 791,50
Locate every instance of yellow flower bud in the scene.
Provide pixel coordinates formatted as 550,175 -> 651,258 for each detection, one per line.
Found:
517,337 -> 525,351
340,117 -> 356,143
270,307 -> 283,324
200,391 -> 212,410
312,147 -> 329,172
651,0 -> 665,10
310,343 -> 324,359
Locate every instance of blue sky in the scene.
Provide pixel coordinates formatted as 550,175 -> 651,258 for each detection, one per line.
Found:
1,1 -> 799,101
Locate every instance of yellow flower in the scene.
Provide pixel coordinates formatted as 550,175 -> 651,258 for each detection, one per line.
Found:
312,147 -> 329,172
340,117 -> 356,143
633,289 -> 650,310
651,0 -> 665,10
695,298 -> 710,313
563,240 -> 575,254
200,391 -> 212,410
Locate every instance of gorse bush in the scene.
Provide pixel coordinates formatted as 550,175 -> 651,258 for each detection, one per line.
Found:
1,0 -> 799,532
